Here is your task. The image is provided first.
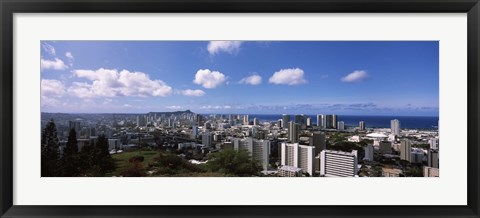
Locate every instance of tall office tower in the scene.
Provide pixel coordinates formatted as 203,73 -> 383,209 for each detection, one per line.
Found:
325,115 -> 332,129
400,140 -> 411,162
316,114 -> 325,128
136,115 -> 147,127
429,138 -> 439,150
337,121 -> 345,130
391,119 -> 401,136
364,144 -> 374,161
288,121 -> 299,143
428,150 -> 439,168
282,114 -> 290,128
379,141 -> 392,154
202,131 -> 212,147
331,114 -> 338,129
359,121 -> 365,131
253,118 -> 259,126
320,150 -> 358,177
294,114 -> 305,125
243,115 -> 249,125
281,142 -> 315,176
310,132 -> 326,154
191,125 -> 198,139
233,137 -> 270,171
69,120 -> 81,138
277,119 -> 283,128
306,117 -> 312,127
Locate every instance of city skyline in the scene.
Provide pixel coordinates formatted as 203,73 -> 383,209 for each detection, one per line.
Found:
41,41 -> 439,116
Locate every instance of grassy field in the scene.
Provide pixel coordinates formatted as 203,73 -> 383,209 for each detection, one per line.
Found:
110,149 -> 161,176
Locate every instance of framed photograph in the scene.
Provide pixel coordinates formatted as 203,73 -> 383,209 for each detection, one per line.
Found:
1,0 -> 479,217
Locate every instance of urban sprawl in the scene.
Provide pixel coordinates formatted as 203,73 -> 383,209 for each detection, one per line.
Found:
41,110 -> 439,177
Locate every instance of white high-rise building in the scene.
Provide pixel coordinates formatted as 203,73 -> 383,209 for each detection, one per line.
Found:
337,121 -> 345,130
243,115 -> 249,125
359,121 -> 365,131
364,144 -> 374,161
320,150 -> 358,177
316,114 -> 324,128
253,118 -> 259,126
317,114 -> 323,129
281,142 -> 315,176
429,137 -> 439,150
306,117 -> 312,127
233,137 -> 270,171
390,119 -> 401,136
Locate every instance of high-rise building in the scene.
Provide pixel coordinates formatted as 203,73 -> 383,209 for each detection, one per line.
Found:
331,114 -> 337,129
320,150 -> 358,177
337,121 -> 345,130
136,115 -> 146,127
400,140 -> 411,162
282,114 -> 290,128
202,131 -> 212,147
306,117 -> 312,127
69,120 -> 81,135
294,114 -> 305,125
243,115 -> 249,125
379,141 -> 392,154
324,114 -> 337,129
310,132 -> 326,154
191,125 -> 198,139
364,144 -> 374,161
288,121 -> 299,143
281,142 -> 315,176
359,121 -> 365,131
429,137 -> 439,150
233,137 -> 270,171
391,119 -> 401,136
316,114 -> 325,128
253,118 -> 259,126
428,150 -> 439,168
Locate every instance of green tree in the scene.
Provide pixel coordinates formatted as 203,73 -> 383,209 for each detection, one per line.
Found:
61,128 -> 79,176
93,135 -> 116,175
205,149 -> 261,176
41,119 -> 60,177
77,142 -> 98,176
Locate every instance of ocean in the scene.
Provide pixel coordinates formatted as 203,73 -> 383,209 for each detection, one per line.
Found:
246,114 -> 439,129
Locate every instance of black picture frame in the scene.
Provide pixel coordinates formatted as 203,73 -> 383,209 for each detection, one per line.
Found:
1,0 -> 479,217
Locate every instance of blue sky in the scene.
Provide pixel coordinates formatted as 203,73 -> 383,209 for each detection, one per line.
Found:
40,41 -> 439,116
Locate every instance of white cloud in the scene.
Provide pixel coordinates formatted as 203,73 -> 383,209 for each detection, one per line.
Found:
41,79 -> 66,97
41,79 -> 66,107
341,70 -> 369,82
268,68 -> 307,85
65,52 -> 74,62
239,74 -> 262,85
42,43 -> 56,55
69,68 -> 173,98
181,89 -> 206,97
166,105 -> 183,109
193,69 -> 227,89
207,41 -> 242,55
41,58 -> 68,70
